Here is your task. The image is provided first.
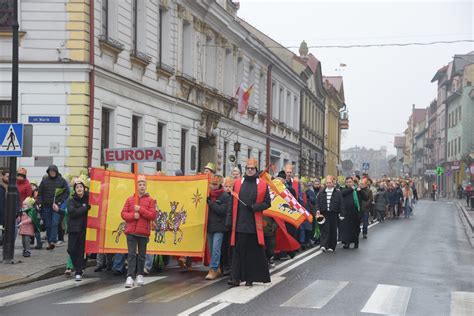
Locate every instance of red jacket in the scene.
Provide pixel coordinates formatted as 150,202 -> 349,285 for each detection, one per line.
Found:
121,193 -> 157,237
17,178 -> 32,205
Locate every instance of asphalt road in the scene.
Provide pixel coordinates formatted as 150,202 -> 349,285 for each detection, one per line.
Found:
1,200 -> 473,316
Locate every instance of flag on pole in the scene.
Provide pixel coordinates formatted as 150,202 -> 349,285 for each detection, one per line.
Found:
235,83 -> 254,114
259,170 -> 313,228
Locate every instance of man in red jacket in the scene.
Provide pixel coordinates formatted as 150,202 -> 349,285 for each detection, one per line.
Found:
121,175 -> 157,288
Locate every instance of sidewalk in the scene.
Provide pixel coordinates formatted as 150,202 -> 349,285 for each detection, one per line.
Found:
0,235 -> 69,289
456,199 -> 474,248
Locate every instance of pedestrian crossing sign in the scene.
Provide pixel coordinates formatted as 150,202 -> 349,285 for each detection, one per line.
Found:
0,123 -> 23,157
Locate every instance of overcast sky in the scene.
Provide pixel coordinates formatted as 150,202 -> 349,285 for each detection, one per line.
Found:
238,0 -> 473,155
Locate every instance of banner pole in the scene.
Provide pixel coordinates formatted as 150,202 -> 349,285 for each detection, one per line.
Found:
134,162 -> 138,204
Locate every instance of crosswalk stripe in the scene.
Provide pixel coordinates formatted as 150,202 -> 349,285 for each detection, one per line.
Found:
129,276 -> 220,303
361,284 -> 412,315
57,276 -> 166,304
206,276 -> 285,304
450,291 -> 474,316
281,280 -> 349,309
177,302 -> 214,316
199,302 -> 232,316
0,278 -> 99,307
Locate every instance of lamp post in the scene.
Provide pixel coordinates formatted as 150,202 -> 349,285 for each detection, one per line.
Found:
3,0 -> 20,263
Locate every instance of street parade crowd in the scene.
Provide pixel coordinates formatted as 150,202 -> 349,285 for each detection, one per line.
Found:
0,159 -> 428,288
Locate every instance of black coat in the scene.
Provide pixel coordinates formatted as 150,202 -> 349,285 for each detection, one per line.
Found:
315,188 -> 344,214
207,190 -> 231,233
358,187 -> 371,212
340,187 -> 361,244
67,192 -> 90,233
37,165 -> 69,206
235,175 -> 271,234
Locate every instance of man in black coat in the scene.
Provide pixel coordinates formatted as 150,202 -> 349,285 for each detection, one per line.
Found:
315,176 -> 344,252
37,165 -> 69,250
341,177 -> 361,249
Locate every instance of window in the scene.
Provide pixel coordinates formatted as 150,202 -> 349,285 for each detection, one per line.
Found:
458,137 -> 461,154
248,65 -> 255,107
279,88 -> 284,123
180,129 -> 187,173
131,0 -> 145,54
236,57 -> 244,87
101,0 -> 108,38
258,150 -> 262,169
454,139 -> 457,156
294,96 -> 299,129
258,72 -> 265,111
205,36 -> 216,87
286,92 -> 291,127
182,20 -> 192,75
156,123 -> 165,171
248,147 -> 252,159
131,115 -> 140,172
0,0 -> 14,30
0,100 -> 12,169
223,141 -> 228,177
100,108 -> 111,167
224,48 -> 234,95
272,82 -> 277,119
160,7 -> 171,66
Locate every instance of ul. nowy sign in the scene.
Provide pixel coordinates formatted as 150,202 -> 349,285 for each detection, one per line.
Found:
104,147 -> 166,164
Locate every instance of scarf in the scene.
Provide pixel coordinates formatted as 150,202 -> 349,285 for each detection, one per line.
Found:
353,188 -> 360,211
209,187 -> 224,202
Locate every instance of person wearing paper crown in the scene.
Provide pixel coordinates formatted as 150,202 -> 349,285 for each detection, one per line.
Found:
37,165 -> 70,250
121,175 -> 157,288
66,176 -> 90,281
228,158 -> 271,287
203,162 -> 216,175
205,175 -> 231,280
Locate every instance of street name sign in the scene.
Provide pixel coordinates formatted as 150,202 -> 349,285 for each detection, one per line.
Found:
425,170 -> 436,176
0,123 -> 23,157
104,147 -> 166,164
28,116 -> 60,123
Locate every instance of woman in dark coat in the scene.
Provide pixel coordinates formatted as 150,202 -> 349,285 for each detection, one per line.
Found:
340,177 -> 361,249
66,177 -> 90,281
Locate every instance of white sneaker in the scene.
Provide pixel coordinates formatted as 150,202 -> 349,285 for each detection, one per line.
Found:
321,247 -> 326,252
75,274 -> 82,282
327,248 -> 334,252
125,276 -> 134,288
56,241 -> 64,246
136,275 -> 145,286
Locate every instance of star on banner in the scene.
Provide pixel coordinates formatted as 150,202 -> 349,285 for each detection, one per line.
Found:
192,189 -> 203,208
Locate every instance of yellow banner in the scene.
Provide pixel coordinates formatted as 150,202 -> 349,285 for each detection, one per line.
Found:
86,169 -> 209,257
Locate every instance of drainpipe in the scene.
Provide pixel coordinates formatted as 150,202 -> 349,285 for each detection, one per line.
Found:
265,64 -> 273,168
87,0 -> 95,168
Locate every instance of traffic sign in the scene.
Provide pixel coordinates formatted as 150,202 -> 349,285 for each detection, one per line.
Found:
104,147 -> 166,164
435,166 -> 444,176
425,169 -> 436,176
0,123 -> 23,157
362,162 -> 370,171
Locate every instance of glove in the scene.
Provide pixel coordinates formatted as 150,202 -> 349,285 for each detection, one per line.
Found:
339,216 -> 345,221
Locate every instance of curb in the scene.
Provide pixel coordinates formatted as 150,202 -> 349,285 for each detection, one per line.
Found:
0,260 -> 96,290
456,201 -> 474,248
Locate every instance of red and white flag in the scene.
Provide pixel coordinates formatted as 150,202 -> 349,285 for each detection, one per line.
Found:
235,83 -> 254,114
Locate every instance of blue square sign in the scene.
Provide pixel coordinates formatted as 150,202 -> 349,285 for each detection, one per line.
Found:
0,123 -> 23,157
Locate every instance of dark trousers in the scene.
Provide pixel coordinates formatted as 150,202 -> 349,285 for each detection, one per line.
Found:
220,231 -> 232,273
320,212 -> 338,250
264,234 -> 276,261
231,233 -> 270,283
58,215 -> 65,242
126,234 -> 148,278
67,230 -> 86,275
377,209 -> 385,222
361,211 -> 369,236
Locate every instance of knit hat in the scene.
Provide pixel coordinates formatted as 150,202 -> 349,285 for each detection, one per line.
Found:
23,197 -> 35,208
277,170 -> 286,179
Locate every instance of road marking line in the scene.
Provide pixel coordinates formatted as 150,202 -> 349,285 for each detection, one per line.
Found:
199,302 -> 231,316
0,278 -> 99,307
269,245 -> 320,274
57,276 -> 166,304
206,276 -> 285,304
129,276 -> 221,303
450,291 -> 474,316
361,284 -> 411,315
281,280 -> 348,309
177,302 -> 214,316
